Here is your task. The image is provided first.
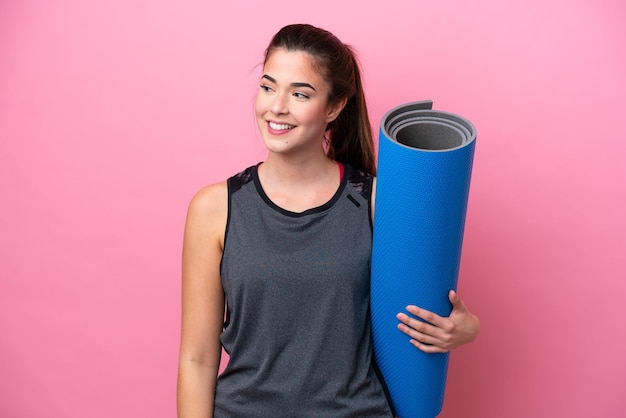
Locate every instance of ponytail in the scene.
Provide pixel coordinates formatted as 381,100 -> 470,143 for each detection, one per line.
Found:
326,51 -> 376,175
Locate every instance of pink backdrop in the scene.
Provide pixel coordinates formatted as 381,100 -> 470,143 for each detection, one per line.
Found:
1,1 -> 624,417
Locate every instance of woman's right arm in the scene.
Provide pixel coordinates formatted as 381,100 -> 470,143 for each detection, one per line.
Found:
177,182 -> 228,418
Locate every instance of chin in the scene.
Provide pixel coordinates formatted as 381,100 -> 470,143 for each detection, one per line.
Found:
262,137 -> 292,154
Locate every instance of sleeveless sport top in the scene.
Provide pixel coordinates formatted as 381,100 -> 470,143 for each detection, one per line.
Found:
214,164 -> 393,417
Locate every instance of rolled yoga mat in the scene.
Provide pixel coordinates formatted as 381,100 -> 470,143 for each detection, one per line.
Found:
370,100 -> 476,417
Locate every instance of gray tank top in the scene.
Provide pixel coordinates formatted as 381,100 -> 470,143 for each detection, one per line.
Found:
215,164 -> 393,417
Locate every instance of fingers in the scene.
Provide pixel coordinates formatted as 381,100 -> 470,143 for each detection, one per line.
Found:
396,315 -> 451,353
396,312 -> 438,336
449,290 -> 467,313
409,338 -> 450,354
404,305 -> 448,329
396,312 -> 454,349
396,292 -> 460,352
396,291 -> 479,353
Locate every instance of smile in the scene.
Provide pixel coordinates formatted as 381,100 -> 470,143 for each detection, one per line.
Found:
268,121 -> 295,131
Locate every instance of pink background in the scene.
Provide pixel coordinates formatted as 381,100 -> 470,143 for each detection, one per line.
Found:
1,0 -> 624,417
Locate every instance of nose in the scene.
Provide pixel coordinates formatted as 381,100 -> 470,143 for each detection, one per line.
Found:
270,92 -> 288,115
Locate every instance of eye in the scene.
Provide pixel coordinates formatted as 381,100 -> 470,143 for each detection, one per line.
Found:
293,92 -> 309,99
260,84 -> 273,93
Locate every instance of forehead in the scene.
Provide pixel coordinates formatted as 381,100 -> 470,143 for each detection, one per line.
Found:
263,48 -> 326,86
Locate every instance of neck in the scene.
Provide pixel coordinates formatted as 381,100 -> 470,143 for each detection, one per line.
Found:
257,148 -> 342,214
261,150 -> 337,186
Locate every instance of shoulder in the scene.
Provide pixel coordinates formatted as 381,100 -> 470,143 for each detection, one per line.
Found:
187,165 -> 256,219
185,165 -> 259,241
345,164 -> 374,202
227,165 -> 256,194
346,164 -> 374,183
184,181 -> 229,246
188,181 -> 228,217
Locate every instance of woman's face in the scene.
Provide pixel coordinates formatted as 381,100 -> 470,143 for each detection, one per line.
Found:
255,48 -> 344,156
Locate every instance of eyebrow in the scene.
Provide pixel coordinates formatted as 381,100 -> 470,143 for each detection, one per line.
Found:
262,74 -> 317,92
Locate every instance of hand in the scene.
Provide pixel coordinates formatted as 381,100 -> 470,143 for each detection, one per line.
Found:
396,290 -> 480,353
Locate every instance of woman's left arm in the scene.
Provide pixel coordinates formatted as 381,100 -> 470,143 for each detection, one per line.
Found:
396,290 -> 480,353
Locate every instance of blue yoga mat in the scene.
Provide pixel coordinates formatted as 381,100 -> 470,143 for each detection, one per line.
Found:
371,100 -> 476,417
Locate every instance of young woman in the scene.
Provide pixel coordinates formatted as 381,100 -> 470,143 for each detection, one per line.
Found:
177,24 -> 480,417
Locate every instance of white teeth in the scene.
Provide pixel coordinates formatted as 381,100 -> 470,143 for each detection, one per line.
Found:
269,122 -> 294,130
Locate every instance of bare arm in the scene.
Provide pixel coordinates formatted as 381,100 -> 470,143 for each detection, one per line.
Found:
177,182 -> 228,418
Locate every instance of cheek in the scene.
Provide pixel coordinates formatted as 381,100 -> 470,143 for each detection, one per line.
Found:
300,108 -> 329,127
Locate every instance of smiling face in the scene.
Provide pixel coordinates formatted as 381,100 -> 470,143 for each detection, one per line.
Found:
255,48 -> 346,157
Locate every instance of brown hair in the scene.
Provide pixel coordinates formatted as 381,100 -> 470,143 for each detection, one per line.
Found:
264,24 -> 376,175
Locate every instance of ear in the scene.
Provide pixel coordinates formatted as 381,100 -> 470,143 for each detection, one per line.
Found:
325,97 -> 348,123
